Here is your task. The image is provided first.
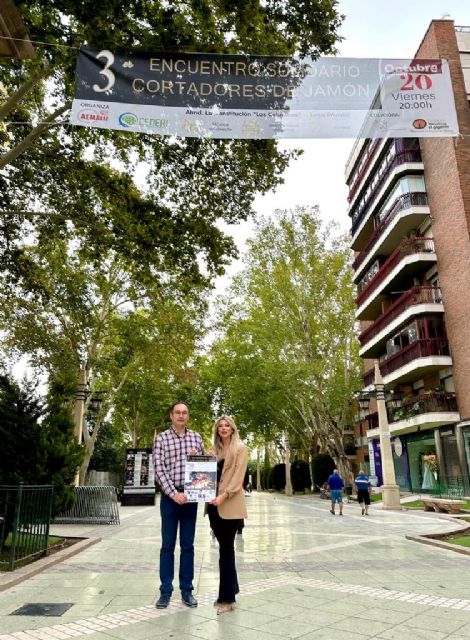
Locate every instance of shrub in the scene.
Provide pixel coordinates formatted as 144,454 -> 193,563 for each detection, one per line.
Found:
311,453 -> 335,489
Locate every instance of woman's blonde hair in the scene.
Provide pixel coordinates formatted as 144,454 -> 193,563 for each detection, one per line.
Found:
212,415 -> 241,462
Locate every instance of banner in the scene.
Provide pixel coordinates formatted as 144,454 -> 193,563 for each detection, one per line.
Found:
70,50 -> 459,139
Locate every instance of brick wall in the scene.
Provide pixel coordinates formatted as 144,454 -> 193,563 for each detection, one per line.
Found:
417,21 -> 470,419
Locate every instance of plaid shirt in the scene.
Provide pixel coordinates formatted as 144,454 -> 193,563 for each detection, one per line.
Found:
153,427 -> 205,498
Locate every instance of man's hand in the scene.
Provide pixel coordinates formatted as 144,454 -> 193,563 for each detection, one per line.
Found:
188,448 -> 200,456
173,492 -> 187,504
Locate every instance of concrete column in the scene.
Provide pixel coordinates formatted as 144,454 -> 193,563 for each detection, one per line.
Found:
375,361 -> 401,509
433,427 -> 444,476
455,423 -> 470,493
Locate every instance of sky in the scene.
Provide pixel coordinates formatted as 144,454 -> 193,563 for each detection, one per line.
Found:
214,0 -> 470,292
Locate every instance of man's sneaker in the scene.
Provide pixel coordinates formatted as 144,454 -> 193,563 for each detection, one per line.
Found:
330,509 -> 335,515
339,512 -> 343,516
156,594 -> 171,609
182,593 -> 198,607
361,508 -> 365,515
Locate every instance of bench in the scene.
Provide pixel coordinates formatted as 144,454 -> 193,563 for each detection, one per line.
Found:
421,497 -> 465,514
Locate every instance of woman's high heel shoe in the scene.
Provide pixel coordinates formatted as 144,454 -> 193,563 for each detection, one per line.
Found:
217,603 -> 233,615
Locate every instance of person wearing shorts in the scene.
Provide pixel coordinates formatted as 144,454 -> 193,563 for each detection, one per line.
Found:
326,469 -> 344,515
355,470 -> 371,515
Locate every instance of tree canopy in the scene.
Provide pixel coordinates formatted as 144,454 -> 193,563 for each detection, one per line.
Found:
205,207 -> 361,478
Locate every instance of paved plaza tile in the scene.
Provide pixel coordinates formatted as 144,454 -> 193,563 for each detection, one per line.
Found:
1,493 -> 470,640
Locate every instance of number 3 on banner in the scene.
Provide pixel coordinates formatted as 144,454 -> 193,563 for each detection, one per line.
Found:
92,50 -> 115,93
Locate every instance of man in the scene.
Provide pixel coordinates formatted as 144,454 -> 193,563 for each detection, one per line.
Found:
153,402 -> 205,609
355,469 -> 372,515
326,468 -> 344,516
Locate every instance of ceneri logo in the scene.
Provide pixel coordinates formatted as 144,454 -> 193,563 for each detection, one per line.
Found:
413,118 -> 427,130
119,112 -> 138,127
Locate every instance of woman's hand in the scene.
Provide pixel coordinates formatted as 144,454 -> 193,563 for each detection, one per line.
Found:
209,492 -> 227,506
206,448 -> 216,457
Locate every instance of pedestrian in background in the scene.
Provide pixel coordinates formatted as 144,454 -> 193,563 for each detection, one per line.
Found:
355,469 -> 372,515
207,416 -> 248,615
153,402 -> 205,609
327,468 -> 344,516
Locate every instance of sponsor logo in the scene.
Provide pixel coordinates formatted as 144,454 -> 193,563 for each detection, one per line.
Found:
119,113 -> 169,130
119,112 -> 139,127
78,108 -> 109,122
413,118 -> 427,129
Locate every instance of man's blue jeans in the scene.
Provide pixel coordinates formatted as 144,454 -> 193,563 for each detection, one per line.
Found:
159,493 -> 198,595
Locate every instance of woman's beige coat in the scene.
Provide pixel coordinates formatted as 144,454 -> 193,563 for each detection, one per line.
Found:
216,443 -> 248,520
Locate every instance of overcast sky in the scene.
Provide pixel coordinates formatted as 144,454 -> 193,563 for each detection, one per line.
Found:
214,0 -> 469,292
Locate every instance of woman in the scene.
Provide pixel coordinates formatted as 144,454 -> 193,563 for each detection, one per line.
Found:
207,415 -> 248,615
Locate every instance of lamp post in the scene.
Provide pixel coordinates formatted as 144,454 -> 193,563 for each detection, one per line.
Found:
374,361 -> 401,510
72,365 -> 87,486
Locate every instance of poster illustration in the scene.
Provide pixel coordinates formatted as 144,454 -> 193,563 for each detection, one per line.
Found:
184,455 -> 217,503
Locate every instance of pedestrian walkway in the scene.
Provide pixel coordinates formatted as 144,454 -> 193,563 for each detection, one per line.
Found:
1,493 -> 470,639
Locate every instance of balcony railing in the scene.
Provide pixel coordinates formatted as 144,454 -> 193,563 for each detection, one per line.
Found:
347,139 -> 382,204
351,149 -> 422,236
359,286 -> 442,347
353,192 -> 428,273
356,237 -> 435,308
363,337 -> 450,384
388,392 -> 457,423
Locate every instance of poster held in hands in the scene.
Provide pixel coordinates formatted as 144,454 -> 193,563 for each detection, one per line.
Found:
184,455 -> 217,503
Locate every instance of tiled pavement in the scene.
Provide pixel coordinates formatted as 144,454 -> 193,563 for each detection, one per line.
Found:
1,493 -> 470,639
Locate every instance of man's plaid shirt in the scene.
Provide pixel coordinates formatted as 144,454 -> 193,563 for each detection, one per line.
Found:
153,427 -> 205,498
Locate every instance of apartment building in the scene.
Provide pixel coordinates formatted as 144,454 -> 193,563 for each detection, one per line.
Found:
346,20 -> 470,492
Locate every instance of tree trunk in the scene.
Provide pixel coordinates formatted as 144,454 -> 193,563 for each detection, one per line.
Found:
285,432 -> 292,496
256,449 -> 261,491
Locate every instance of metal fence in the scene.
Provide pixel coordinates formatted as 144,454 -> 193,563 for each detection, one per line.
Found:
423,476 -> 467,499
0,485 -> 54,571
53,486 -> 120,525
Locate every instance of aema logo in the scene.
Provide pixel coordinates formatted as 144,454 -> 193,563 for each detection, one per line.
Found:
119,112 -> 138,127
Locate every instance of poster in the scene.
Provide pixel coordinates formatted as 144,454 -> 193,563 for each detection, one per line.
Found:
70,50 -> 459,139
184,455 -> 217,503
122,448 -> 155,504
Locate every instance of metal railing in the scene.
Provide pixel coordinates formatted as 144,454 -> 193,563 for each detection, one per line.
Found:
347,139 -> 382,204
356,237 -> 435,307
388,392 -> 457,423
415,476 -> 468,499
53,486 -> 120,525
380,338 -> 450,378
0,485 -> 54,571
351,149 -> 422,236
359,286 -> 443,347
353,192 -> 428,273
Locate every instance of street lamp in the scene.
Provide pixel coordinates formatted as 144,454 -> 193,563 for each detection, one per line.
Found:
374,361 -> 401,510
356,363 -> 401,509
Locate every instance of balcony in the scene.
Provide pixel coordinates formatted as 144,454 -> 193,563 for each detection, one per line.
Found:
350,149 -> 423,241
347,139 -> 382,204
363,337 -> 451,386
388,392 -> 457,423
359,287 -> 443,357
365,393 -> 460,438
356,237 -> 436,320
353,192 -> 429,276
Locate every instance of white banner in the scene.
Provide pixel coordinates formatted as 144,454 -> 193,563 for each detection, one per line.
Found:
70,51 -> 459,139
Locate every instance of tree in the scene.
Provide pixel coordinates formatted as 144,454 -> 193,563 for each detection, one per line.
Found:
0,374 -> 83,548
206,207 -> 362,482
1,1 -> 344,287
0,233 -> 206,482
